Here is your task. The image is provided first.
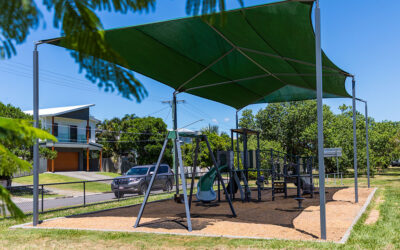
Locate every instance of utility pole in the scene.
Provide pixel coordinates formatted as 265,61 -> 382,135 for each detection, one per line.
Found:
161,99 -> 185,107
162,98 -> 185,195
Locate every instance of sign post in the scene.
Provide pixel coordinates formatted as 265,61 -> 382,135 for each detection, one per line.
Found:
324,148 -> 342,184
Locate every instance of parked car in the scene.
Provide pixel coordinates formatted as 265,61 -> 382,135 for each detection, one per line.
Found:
111,164 -> 174,198
391,160 -> 400,167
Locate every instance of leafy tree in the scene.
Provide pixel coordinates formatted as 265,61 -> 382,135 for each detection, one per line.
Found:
0,102 -> 58,218
240,101 -> 400,175
238,109 -> 256,130
369,121 -> 400,168
0,118 -> 56,218
0,102 -> 57,163
97,114 -> 171,166
120,116 -> 171,165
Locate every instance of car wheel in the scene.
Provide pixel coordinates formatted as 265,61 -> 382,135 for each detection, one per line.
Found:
114,192 -> 124,199
139,184 -> 148,195
163,181 -> 172,192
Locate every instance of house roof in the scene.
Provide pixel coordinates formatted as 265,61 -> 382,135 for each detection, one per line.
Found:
24,104 -> 95,117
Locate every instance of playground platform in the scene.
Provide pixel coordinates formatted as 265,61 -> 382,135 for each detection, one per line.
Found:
14,187 -> 375,243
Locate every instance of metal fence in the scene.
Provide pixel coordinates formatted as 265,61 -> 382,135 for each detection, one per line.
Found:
5,179 -> 159,217
312,172 -> 344,188
4,171 -> 219,218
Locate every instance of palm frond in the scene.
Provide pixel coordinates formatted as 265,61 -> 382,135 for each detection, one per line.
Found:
0,186 -> 24,219
0,144 -> 31,175
0,0 -> 41,58
0,118 -> 57,175
0,118 -> 57,145
43,0 -> 150,101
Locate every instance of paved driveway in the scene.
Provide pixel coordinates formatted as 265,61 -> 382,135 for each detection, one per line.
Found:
55,171 -> 114,181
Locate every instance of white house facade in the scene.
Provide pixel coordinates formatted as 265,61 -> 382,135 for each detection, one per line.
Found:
25,104 -> 103,172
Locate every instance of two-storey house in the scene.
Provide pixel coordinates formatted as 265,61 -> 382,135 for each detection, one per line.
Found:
25,104 -> 103,172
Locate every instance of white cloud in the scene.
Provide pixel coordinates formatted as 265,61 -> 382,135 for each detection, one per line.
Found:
224,117 -> 230,122
212,118 -> 218,124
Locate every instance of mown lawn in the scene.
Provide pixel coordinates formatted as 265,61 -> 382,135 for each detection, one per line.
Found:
1,168 -> 400,249
13,173 -> 111,193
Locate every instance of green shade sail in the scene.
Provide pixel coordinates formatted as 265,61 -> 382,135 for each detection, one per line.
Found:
44,0 -> 350,110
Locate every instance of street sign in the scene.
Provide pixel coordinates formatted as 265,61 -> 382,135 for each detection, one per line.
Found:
324,148 -> 342,157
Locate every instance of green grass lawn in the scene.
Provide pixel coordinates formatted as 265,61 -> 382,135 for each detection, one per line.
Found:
13,173 -> 111,194
2,168 -> 400,249
96,172 -> 121,178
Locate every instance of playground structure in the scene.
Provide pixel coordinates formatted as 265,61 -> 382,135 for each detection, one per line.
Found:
134,130 -> 237,232
31,0 -> 372,240
268,150 -> 314,208
221,128 -> 315,206
134,120 -> 318,232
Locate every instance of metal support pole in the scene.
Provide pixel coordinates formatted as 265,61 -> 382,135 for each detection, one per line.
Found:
315,0 -> 327,240
172,94 -> 179,194
83,182 -> 86,206
365,101 -> 370,188
236,111 -> 240,172
135,138 -> 169,228
175,136 -> 193,231
296,157 -> 301,198
189,138 -> 200,209
310,157 -> 314,198
336,155 -> 339,177
205,137 -> 236,217
33,44 -> 40,226
218,175 -> 221,202
243,131 -> 249,202
271,149 -> 275,201
257,133 -> 261,201
230,130 -> 234,200
41,185 -> 44,213
352,78 -> 358,203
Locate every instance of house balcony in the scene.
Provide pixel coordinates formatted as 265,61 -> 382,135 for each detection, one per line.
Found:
55,133 -> 89,143
40,133 -> 101,150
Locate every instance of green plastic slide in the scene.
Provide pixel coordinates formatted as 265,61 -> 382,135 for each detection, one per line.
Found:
196,165 -> 228,202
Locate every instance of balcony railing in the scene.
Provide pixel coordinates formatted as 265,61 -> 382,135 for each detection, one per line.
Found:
55,133 -> 89,143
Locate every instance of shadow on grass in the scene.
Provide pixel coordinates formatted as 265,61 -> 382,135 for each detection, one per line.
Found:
8,186 -> 56,198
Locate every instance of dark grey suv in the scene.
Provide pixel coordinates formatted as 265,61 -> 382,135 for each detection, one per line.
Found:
111,164 -> 174,198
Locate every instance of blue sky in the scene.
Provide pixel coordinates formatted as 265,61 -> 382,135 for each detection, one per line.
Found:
1,0 -> 400,133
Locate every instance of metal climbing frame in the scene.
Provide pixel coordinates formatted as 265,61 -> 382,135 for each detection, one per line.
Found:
229,128 -> 262,202
134,131 -> 236,232
268,149 -> 314,201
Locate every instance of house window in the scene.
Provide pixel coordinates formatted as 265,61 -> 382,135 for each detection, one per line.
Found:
70,125 -> 77,142
53,123 -> 58,137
